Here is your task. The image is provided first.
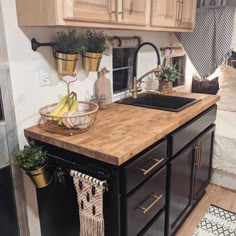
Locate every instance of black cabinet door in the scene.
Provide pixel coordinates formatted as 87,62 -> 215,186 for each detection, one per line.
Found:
193,125 -> 215,201
0,166 -> 19,236
169,144 -> 194,232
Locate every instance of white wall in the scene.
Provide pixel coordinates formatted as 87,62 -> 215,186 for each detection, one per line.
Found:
0,0 -> 176,235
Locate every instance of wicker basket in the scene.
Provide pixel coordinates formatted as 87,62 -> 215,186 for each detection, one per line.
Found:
39,101 -> 99,136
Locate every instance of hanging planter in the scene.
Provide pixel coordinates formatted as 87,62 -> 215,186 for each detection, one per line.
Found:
15,142 -> 52,188
81,30 -> 108,72
82,52 -> 103,72
26,164 -> 51,188
55,52 -> 79,76
54,30 -> 82,77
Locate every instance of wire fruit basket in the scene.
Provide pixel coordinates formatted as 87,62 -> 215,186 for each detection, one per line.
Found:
39,101 -> 99,136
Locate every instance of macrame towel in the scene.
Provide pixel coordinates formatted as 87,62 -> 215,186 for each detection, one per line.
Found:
70,170 -> 106,236
175,7 -> 236,78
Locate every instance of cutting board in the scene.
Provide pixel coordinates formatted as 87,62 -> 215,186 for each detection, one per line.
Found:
95,67 -> 112,105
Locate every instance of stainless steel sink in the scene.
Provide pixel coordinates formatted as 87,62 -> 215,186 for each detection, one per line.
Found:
116,93 -> 200,112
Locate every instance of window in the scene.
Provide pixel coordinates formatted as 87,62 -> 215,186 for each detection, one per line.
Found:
112,48 -> 135,93
164,55 -> 186,87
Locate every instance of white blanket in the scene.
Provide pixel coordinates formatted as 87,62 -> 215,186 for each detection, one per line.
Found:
213,110 -> 236,174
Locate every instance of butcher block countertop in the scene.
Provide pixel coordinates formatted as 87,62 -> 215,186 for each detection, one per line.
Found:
25,92 -> 220,166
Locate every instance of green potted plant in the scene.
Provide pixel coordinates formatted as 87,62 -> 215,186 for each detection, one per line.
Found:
81,30 -> 108,72
54,30 -> 82,76
155,64 -> 179,93
15,142 -> 51,188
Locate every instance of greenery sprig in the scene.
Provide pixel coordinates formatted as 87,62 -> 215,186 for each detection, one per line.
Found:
155,64 -> 179,82
15,142 -> 48,172
82,30 -> 108,54
54,30 -> 83,54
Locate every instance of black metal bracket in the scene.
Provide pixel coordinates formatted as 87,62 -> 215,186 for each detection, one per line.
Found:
31,38 -> 56,52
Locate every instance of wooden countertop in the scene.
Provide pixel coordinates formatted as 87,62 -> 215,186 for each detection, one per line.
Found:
25,92 -> 220,166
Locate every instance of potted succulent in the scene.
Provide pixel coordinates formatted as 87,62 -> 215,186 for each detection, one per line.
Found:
155,64 -> 179,93
81,30 -> 108,72
15,142 -> 51,188
54,30 -> 82,76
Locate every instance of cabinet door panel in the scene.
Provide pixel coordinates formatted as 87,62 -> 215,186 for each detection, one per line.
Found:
64,0 -> 113,22
178,0 -> 197,30
169,144 -> 194,231
151,0 -> 177,28
194,125 -> 215,201
119,0 -> 147,26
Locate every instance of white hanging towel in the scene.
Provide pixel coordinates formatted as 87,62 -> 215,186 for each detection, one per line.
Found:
70,170 -> 106,236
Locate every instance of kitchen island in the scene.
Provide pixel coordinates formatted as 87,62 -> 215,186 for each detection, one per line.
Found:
25,92 -> 220,236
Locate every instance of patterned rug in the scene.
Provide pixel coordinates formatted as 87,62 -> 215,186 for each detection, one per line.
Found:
193,205 -> 236,236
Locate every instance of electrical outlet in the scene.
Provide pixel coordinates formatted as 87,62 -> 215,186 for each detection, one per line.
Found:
39,68 -> 50,87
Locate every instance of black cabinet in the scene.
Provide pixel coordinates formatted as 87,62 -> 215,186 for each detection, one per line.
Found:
0,166 -> 19,236
193,125 -> 215,202
168,124 -> 215,235
139,210 -> 165,236
34,105 -> 217,236
169,144 -> 194,232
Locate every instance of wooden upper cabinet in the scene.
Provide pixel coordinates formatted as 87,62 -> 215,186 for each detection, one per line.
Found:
118,0 -> 147,26
15,0 -> 197,31
151,0 -> 177,28
177,0 -> 197,30
63,0 -> 115,22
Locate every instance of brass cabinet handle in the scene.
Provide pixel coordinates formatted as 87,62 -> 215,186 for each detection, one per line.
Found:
179,0 -> 184,23
138,158 -> 164,176
194,145 -> 200,170
199,142 -> 203,168
129,1 -> 133,15
176,0 -> 181,23
138,194 -> 163,215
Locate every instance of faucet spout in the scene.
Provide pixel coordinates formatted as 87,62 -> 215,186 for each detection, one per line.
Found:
133,42 -> 161,78
131,42 -> 161,99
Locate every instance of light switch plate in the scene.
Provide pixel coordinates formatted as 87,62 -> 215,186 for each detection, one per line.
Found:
39,67 -> 50,87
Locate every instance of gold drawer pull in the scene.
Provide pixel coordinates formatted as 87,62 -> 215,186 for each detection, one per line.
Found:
139,158 -> 164,176
138,194 -> 163,215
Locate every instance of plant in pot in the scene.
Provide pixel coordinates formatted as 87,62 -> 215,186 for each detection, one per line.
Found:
155,64 -> 179,93
54,30 -> 82,77
81,30 -> 108,72
15,142 -> 52,188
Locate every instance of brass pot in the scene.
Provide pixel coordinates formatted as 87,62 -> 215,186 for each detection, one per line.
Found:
159,81 -> 173,93
55,52 -> 78,76
82,52 -> 103,72
26,164 -> 52,188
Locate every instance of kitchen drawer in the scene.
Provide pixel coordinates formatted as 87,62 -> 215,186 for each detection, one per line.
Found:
123,139 -> 167,194
170,105 -> 217,157
125,166 -> 166,236
139,210 -> 165,236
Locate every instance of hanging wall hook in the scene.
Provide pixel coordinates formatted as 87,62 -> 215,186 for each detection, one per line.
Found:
31,38 -> 56,52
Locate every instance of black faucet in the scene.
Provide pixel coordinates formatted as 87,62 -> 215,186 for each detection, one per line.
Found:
131,42 -> 161,98
133,42 -> 161,78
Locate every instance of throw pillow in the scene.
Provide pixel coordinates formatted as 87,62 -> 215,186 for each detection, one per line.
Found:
192,76 -> 219,95
217,64 -> 236,112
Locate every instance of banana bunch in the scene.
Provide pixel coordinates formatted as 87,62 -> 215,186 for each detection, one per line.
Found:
49,92 -> 79,125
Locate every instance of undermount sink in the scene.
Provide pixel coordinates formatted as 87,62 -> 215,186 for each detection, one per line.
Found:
116,93 -> 200,112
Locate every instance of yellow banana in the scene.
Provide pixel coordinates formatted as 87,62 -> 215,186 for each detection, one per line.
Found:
49,95 -> 68,120
62,96 -> 79,128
